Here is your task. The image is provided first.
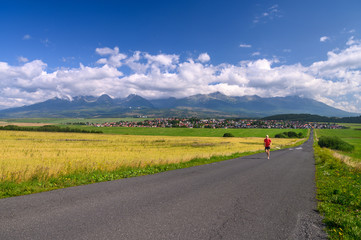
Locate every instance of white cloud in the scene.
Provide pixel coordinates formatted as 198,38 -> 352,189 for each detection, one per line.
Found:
23,34 -> 31,40
310,44 -> 361,74
240,44 -> 252,48
320,36 -> 330,42
1,40 -> 361,113
125,51 -> 148,73
17,56 -> 29,63
346,36 -> 361,46
95,47 -> 127,67
251,52 -> 260,56
144,53 -> 179,67
96,47 -> 119,56
254,4 -> 282,24
197,53 -> 210,63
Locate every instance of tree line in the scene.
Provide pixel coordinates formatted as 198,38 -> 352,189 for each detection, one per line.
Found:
262,114 -> 361,123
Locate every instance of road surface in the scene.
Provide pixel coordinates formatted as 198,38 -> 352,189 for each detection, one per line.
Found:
0,132 -> 327,239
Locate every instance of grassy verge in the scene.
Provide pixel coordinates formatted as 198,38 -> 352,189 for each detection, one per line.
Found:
314,142 -> 361,239
0,137 -> 305,199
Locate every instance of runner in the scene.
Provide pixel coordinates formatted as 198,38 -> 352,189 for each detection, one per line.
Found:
264,135 -> 272,159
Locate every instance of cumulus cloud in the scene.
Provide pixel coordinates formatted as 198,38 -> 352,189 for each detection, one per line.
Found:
95,47 -> 127,67
1,40 -> 361,113
144,53 -> 179,67
320,36 -> 330,42
197,53 -> 210,63
309,44 -> 361,74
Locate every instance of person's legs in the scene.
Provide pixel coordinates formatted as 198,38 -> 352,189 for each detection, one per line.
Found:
265,148 -> 270,159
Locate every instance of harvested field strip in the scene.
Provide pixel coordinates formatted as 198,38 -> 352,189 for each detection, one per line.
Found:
0,121 -> 52,127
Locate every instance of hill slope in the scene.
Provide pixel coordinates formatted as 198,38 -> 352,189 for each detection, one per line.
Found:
0,92 -> 357,118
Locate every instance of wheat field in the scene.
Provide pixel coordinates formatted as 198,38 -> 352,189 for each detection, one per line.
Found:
0,131 -> 299,182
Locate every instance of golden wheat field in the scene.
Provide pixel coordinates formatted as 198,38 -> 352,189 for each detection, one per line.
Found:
0,131 -> 300,182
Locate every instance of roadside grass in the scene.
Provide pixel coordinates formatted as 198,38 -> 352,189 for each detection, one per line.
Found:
0,130 -> 306,198
314,142 -> 361,239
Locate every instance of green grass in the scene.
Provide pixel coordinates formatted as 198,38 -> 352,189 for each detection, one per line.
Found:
317,125 -> 361,162
341,123 -> 361,129
314,141 -> 361,239
59,125 -> 308,138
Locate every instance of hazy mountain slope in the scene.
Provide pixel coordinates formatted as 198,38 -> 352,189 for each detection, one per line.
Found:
0,92 -> 357,118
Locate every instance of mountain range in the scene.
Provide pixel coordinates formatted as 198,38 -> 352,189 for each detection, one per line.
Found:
0,92 -> 357,118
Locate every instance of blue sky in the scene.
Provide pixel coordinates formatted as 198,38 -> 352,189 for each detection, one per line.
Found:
1,0 -> 361,113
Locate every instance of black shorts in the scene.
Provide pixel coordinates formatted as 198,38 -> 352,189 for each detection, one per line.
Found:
265,146 -> 270,150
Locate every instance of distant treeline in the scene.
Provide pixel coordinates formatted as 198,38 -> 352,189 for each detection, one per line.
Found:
0,125 -> 103,134
262,114 -> 361,123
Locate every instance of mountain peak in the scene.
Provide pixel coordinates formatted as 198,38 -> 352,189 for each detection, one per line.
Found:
122,94 -> 154,108
125,94 -> 140,100
97,94 -> 112,100
96,94 -> 113,105
100,93 -> 111,97
209,91 -> 226,97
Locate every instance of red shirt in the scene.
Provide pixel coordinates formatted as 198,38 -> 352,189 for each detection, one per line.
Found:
264,138 -> 271,147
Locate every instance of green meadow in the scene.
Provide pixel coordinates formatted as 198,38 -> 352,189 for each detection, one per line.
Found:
316,124 -> 361,163
2,118 -> 308,138
60,125 -> 308,138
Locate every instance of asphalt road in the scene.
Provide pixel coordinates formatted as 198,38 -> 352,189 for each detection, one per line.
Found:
0,132 -> 327,240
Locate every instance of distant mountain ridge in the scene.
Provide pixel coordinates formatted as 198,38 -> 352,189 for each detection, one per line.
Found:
0,92 -> 358,118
